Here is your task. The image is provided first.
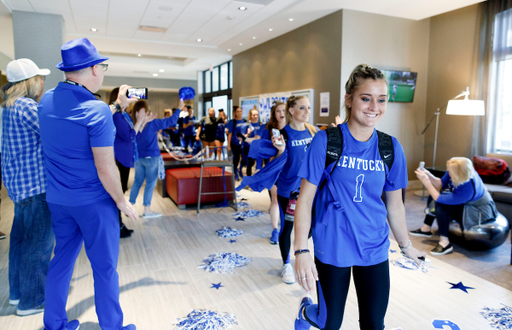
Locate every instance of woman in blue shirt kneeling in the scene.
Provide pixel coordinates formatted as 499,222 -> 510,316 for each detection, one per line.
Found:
129,100 -> 180,218
412,157 -> 494,256
293,64 -> 425,330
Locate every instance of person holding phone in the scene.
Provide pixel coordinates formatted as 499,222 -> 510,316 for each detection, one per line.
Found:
129,100 -> 181,218
182,105 -> 196,152
293,64 -> 425,330
214,109 -> 227,159
227,106 -> 249,180
243,108 -> 262,176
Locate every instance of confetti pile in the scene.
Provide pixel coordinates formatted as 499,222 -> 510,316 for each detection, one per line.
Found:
216,226 -> 244,238
481,304 -> 512,329
390,256 -> 433,273
233,209 -> 264,218
199,252 -> 251,274
237,201 -> 252,209
174,309 -> 237,330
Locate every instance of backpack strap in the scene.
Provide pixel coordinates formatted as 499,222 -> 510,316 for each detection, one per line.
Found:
325,126 -> 343,174
376,130 -> 394,171
280,128 -> 289,146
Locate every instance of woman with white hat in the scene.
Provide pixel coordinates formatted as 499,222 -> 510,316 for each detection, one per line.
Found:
1,58 -> 55,316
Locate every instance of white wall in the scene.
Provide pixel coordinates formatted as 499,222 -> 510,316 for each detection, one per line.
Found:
341,9 -> 431,179
0,12 -> 14,71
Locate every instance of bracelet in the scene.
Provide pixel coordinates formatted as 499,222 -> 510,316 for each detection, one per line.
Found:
110,101 -> 121,112
399,240 -> 412,253
294,249 -> 310,256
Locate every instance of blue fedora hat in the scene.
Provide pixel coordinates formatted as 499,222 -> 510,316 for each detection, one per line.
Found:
56,38 -> 109,72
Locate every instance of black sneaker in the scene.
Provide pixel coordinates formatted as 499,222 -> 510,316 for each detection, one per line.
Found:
120,224 -> 133,238
430,243 -> 453,256
0,231 -> 6,240
409,228 -> 433,238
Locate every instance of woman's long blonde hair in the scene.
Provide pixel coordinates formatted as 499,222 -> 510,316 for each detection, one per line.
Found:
286,95 -> 316,137
1,76 -> 43,108
447,157 -> 474,186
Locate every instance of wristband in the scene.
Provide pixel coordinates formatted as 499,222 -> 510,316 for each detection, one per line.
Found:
110,101 -> 121,112
294,249 -> 310,256
399,240 -> 412,253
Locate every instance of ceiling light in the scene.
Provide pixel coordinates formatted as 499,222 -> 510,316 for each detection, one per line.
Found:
158,6 -> 173,11
137,54 -> 142,57
159,69 -> 165,72
269,28 -> 273,31
197,38 -> 203,42
289,18 -> 294,22
90,28 -> 97,32
227,49 -> 231,52
239,43 -> 243,46
252,36 -> 256,39
238,6 -> 247,11
153,73 -> 158,77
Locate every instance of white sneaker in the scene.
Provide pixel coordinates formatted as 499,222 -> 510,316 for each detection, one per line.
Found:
143,212 -> 162,219
9,299 -> 19,306
281,263 -> 296,284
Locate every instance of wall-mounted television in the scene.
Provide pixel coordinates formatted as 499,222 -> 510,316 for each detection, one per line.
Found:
381,69 -> 418,103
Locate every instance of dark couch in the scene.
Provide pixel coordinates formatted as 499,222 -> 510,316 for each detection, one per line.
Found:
484,153 -> 512,225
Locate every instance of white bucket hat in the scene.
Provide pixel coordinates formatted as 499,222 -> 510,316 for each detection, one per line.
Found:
6,58 -> 50,83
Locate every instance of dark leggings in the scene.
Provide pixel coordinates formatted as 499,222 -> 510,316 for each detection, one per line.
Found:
425,202 -> 464,237
231,144 -> 242,172
116,160 -> 130,228
304,258 -> 390,330
184,135 -> 195,150
277,195 -> 293,264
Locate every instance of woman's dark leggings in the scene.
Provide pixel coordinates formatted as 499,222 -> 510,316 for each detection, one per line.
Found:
116,160 -> 130,228
304,258 -> 390,330
277,195 -> 293,264
231,144 -> 242,172
424,202 -> 464,237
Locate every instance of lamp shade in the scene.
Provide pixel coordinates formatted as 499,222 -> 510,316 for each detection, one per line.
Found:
446,99 -> 485,116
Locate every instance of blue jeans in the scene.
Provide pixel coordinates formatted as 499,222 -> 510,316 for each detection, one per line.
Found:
129,156 -> 159,206
9,193 -> 55,310
44,198 -> 123,330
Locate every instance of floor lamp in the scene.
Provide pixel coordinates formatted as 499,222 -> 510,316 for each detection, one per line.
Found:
421,87 -> 485,169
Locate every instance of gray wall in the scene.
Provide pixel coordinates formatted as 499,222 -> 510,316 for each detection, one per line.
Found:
12,11 -> 64,92
232,10 -> 343,125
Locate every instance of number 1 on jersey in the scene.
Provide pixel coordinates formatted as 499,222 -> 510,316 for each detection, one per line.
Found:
353,174 -> 364,203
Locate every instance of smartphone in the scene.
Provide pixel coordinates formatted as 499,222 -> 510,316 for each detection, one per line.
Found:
236,132 -> 246,141
419,161 -> 425,170
126,87 -> 148,100
272,128 -> 283,146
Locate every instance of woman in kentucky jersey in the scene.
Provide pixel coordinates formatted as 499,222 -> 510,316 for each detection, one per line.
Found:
271,95 -> 318,285
293,65 -> 425,330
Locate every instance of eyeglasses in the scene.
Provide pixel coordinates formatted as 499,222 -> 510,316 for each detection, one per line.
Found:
97,63 -> 108,72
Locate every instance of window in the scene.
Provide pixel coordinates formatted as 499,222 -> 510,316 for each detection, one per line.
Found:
212,67 -> 219,92
205,70 -> 211,93
220,63 -> 228,90
229,61 -> 233,89
491,8 -> 512,153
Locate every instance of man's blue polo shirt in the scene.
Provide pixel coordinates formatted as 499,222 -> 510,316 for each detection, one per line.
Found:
39,82 -> 115,206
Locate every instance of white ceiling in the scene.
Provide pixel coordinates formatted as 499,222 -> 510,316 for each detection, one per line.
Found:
1,0 -> 485,80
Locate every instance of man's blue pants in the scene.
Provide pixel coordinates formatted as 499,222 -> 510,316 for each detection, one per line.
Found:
44,197 -> 123,330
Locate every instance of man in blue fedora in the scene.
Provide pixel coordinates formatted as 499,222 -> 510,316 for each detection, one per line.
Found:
39,37 -> 139,330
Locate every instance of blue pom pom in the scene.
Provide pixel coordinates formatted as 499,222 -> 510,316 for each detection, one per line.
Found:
216,226 -> 244,238
174,309 -> 237,329
233,209 -> 264,218
481,304 -> 512,329
199,252 -> 251,274
237,201 -> 252,209
179,87 -> 196,101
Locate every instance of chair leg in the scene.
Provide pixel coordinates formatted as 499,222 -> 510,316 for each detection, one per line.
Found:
231,164 -> 237,212
198,165 -> 204,214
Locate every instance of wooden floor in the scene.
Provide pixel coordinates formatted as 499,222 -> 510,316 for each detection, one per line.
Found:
1,178 -> 511,329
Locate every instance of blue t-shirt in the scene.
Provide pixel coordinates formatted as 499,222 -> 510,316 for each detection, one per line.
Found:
227,119 -> 249,146
260,128 -> 270,141
216,118 -> 226,140
183,115 -> 196,136
137,112 -> 180,158
248,122 -> 262,138
437,171 -> 485,205
39,82 -> 115,206
298,123 -> 408,267
276,125 -> 314,198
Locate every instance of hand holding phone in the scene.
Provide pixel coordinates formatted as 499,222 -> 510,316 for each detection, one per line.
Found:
419,161 -> 425,170
126,87 -> 148,100
272,128 -> 283,146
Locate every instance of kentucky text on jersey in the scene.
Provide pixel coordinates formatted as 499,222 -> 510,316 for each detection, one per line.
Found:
338,156 -> 386,171
290,137 -> 312,147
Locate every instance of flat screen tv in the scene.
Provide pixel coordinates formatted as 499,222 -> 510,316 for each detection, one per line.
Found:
381,69 -> 418,103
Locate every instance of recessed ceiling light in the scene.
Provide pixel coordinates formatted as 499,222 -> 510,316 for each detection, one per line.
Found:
252,36 -> 256,39
158,6 -> 173,11
159,69 -> 165,72
137,54 -> 142,57
269,28 -> 273,31
90,28 -> 97,32
227,49 -> 231,52
239,43 -> 243,46
153,73 -> 158,77
238,6 -> 247,11
289,18 -> 294,22
197,38 -> 203,42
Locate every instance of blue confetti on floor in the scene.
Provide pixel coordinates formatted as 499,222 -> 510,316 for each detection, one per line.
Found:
199,252 -> 251,274
237,201 -> 252,209
233,209 -> 265,218
216,226 -> 244,238
481,304 -> 512,329
174,309 -> 237,329
390,256 -> 434,274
